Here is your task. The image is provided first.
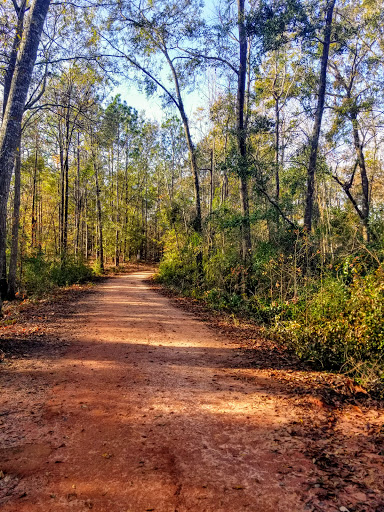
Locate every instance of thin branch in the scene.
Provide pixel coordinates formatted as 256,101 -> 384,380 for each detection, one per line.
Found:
179,48 -> 239,75
332,171 -> 364,220
256,184 -> 298,229
99,33 -> 181,110
11,0 -> 20,14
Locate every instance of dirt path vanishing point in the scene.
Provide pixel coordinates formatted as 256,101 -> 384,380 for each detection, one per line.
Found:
1,271 -> 384,512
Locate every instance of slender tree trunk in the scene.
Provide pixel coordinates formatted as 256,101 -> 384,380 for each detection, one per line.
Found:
31,145 -> 38,248
94,161 -> 104,271
237,0 -> 252,263
0,0 -> 51,310
38,179 -> 42,251
58,130 -> 64,254
163,51 -> 202,235
7,135 -> 22,300
123,151 -> 129,262
351,114 -> 370,242
208,145 -> 215,254
62,117 -> 70,261
145,185 -> 148,261
115,135 -> 120,266
75,132 -> 81,256
85,186 -> 89,260
209,147 -> 214,215
304,0 -> 336,232
179,105 -> 202,234
221,173 -> 228,204
275,95 -> 280,201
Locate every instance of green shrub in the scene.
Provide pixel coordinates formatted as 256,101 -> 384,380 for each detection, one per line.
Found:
157,250 -> 199,292
50,260 -> 94,286
23,254 -> 53,295
92,260 -> 104,276
272,268 -> 384,381
22,254 -> 94,296
157,238 -> 384,392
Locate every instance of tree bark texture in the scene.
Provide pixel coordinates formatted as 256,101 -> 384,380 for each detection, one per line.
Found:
237,0 -> 252,262
7,135 -> 22,300
2,0 -> 27,116
351,114 -> 370,242
31,145 -> 38,248
94,161 -> 104,271
304,0 -> 336,233
0,0 -> 51,307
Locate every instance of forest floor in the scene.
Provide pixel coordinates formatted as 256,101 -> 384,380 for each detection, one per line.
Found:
0,266 -> 383,512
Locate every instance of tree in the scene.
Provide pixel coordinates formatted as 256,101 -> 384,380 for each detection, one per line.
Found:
194,0 -> 254,263
104,0 -> 204,239
0,0 -> 51,305
326,0 -> 383,242
237,0 -> 252,263
7,135 -> 21,299
303,0 -> 336,233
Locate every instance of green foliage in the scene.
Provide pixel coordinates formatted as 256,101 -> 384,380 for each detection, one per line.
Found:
23,254 -> 54,296
157,250 -> 199,292
157,228 -> 202,292
246,0 -> 309,51
92,260 -> 105,276
270,266 -> 384,390
158,232 -> 384,392
23,254 -> 94,296
50,260 -> 94,287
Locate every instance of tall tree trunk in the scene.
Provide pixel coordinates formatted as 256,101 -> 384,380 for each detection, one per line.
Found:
351,114 -> 370,242
2,0 -> 27,116
237,0 -> 252,263
163,51 -> 202,235
31,145 -> 38,248
275,95 -> 280,201
208,145 -> 215,254
123,151 -> 129,262
179,105 -> 202,234
7,135 -> 22,300
209,147 -> 214,216
115,135 -> 120,266
75,132 -> 81,256
84,186 -> 89,260
145,185 -> 148,261
0,0 -> 51,311
94,161 -> 104,272
304,0 -> 336,233
58,130 -> 64,254
62,116 -> 70,261
38,178 -> 42,251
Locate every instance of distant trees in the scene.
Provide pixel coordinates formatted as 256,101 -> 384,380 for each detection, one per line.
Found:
104,0 -> 204,238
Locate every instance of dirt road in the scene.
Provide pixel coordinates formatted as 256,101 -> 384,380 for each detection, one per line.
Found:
1,271 -> 383,511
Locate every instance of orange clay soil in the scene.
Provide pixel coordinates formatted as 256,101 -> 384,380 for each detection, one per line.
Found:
0,270 -> 384,512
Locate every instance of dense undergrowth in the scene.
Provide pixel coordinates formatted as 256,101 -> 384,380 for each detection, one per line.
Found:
157,237 -> 384,394
22,253 -> 95,296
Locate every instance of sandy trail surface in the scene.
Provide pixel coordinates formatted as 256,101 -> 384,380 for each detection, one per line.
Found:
1,271 -> 383,511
